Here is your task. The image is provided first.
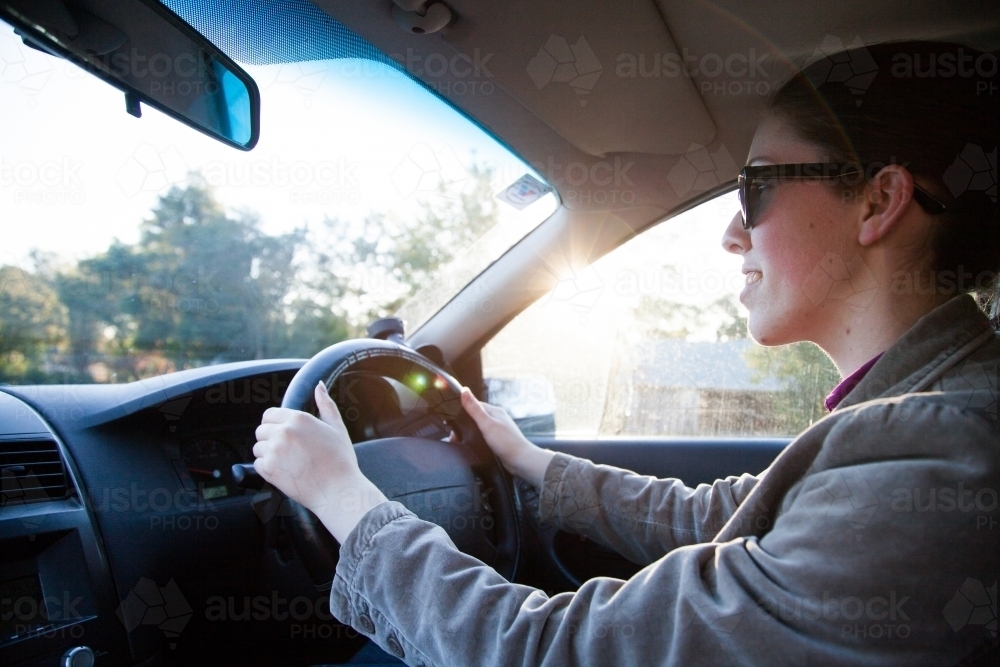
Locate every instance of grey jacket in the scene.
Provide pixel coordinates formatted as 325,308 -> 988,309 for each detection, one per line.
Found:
329,295 -> 999,666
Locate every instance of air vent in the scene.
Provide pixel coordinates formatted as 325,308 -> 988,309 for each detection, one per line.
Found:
1,439 -> 70,508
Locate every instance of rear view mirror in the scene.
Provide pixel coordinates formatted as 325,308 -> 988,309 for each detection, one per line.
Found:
1,0 -> 259,150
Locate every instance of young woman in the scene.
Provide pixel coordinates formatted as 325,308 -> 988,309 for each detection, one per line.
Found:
253,42 -> 998,665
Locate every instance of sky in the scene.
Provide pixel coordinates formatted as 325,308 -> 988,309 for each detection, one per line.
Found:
0,24 -> 550,269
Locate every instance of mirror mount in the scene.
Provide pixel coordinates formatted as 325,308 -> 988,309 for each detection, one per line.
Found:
125,90 -> 141,118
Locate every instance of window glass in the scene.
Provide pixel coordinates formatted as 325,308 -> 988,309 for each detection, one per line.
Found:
481,192 -> 839,438
0,19 -> 556,385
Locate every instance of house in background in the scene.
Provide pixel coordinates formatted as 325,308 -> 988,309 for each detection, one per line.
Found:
601,339 -> 788,437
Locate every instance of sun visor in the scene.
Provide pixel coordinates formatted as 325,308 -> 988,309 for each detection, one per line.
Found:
442,0 -> 717,157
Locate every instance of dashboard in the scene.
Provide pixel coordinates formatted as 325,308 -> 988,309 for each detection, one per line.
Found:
0,359 -> 452,667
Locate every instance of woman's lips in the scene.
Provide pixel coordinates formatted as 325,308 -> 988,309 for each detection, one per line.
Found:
740,270 -> 763,302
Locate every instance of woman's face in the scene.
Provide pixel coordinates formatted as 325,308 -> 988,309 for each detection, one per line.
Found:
721,116 -> 863,346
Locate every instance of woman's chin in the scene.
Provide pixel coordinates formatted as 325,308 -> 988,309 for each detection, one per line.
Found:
747,312 -> 792,347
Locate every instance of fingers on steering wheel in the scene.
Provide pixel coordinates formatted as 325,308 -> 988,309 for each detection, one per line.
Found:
480,403 -> 504,420
460,388 -> 488,421
252,440 -> 267,460
314,381 -> 345,427
262,406 -> 294,424
255,422 -> 274,441
252,456 -> 271,479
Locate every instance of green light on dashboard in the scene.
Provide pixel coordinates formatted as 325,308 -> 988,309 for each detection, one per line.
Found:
407,374 -> 427,392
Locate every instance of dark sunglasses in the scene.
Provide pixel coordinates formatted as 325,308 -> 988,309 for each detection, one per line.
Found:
737,163 -> 948,230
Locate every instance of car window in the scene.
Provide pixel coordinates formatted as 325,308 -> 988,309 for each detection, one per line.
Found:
481,192 -> 839,438
0,15 -> 557,385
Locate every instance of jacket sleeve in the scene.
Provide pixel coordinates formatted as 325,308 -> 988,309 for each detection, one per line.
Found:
537,452 -> 761,564
329,501 -> 833,667
329,400 -> 997,667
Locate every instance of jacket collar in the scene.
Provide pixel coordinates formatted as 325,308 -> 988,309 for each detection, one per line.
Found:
836,295 -> 995,410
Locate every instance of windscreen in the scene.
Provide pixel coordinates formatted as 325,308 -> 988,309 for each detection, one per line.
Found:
0,0 -> 557,384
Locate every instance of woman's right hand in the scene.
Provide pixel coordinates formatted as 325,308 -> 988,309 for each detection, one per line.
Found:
459,388 -> 556,489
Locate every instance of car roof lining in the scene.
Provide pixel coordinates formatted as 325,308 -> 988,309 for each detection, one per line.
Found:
315,0 -> 999,220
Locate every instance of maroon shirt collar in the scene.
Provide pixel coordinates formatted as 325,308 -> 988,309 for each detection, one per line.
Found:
825,353 -> 884,412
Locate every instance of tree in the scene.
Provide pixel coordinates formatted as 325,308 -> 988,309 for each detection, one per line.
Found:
633,292 -> 747,342
0,265 -> 68,383
2,166 -> 501,383
745,342 -> 840,431
627,271 -> 837,431
713,294 -> 749,341
314,165 -> 501,324
50,177 -> 348,381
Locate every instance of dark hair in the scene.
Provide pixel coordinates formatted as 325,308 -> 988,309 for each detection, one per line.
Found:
767,41 -> 998,325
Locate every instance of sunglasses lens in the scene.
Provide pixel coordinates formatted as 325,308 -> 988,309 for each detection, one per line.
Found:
739,180 -> 755,230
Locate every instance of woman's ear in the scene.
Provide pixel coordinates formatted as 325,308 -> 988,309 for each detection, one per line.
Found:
857,164 -> 917,246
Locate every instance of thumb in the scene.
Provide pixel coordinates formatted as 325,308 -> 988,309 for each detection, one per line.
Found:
460,387 -> 490,427
314,381 -> 344,427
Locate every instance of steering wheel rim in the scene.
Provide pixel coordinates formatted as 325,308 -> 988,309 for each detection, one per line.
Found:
279,338 -> 521,590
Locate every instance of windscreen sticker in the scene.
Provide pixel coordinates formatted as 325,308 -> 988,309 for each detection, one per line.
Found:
495,174 -> 552,210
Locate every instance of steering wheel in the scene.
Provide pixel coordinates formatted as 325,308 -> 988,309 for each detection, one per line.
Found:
243,338 -> 521,590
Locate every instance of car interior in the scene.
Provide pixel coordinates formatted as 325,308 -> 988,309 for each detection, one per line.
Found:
1,1 -> 997,666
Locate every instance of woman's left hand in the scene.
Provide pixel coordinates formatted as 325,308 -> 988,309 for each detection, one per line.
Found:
253,381 -> 387,541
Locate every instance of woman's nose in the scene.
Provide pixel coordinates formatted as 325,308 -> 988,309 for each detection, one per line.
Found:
721,210 -> 750,255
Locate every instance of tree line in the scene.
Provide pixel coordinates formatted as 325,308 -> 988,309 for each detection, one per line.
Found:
1,169 -> 499,384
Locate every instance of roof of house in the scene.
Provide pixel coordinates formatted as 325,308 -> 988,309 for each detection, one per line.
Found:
632,339 -> 785,392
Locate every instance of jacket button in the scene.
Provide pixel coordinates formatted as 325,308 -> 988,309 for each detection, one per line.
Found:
358,614 -> 375,634
386,635 -> 405,659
